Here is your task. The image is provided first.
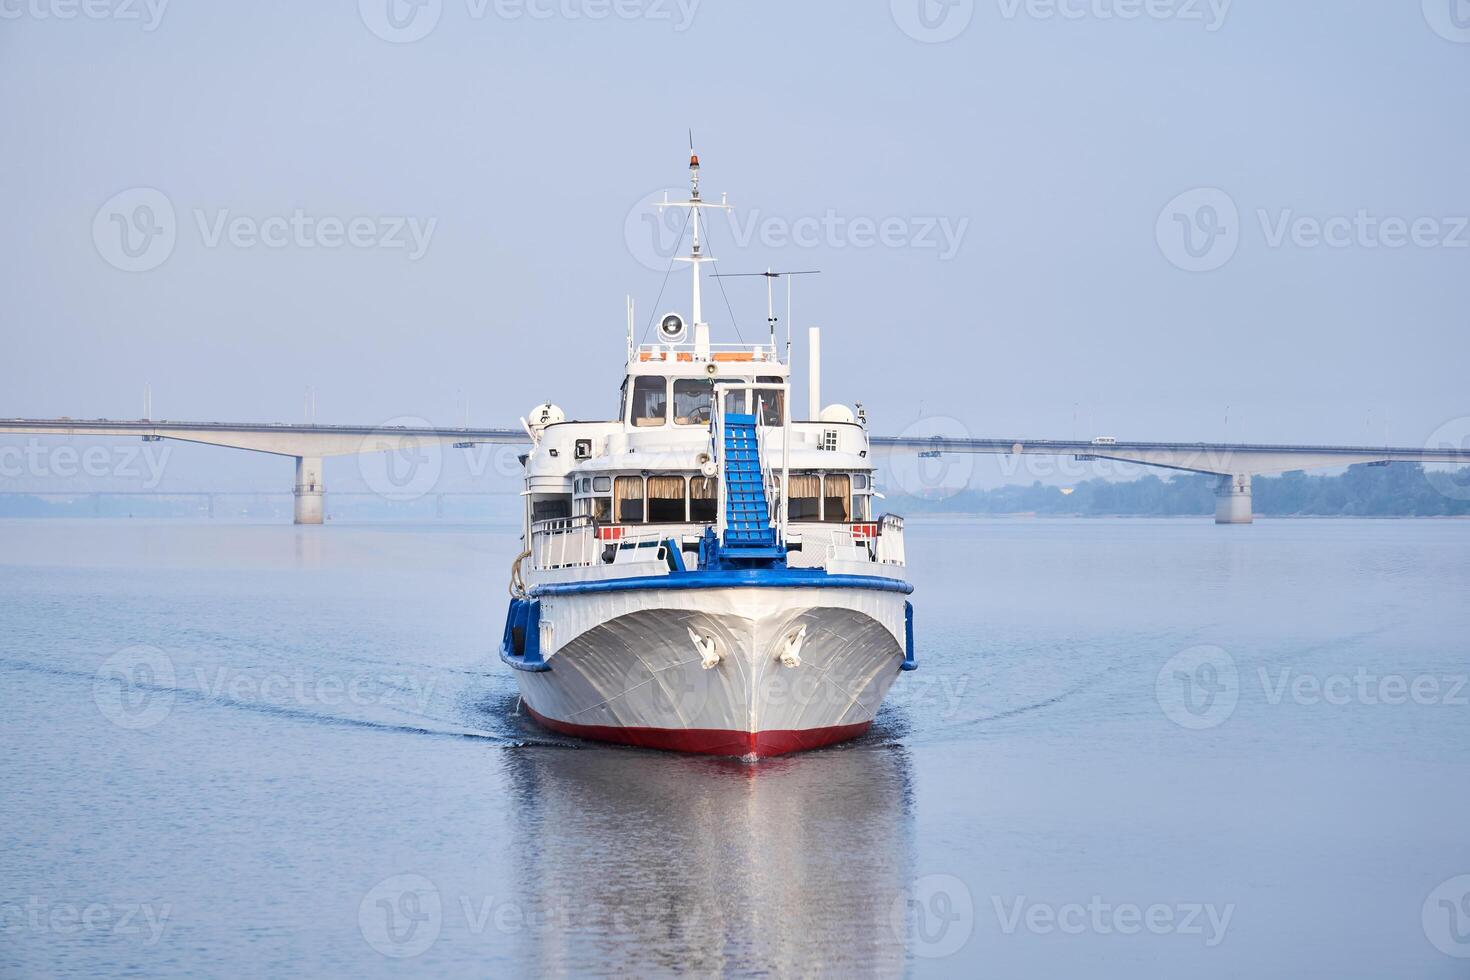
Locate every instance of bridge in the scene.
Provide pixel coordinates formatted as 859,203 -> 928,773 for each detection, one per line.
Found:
3,419 -> 1468,525
870,436 -> 1470,523
0,419 -> 522,524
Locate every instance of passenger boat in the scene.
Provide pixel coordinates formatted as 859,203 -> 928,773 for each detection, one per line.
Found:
500,152 -> 914,758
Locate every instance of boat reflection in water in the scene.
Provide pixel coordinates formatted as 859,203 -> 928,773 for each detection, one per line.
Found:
496,739 -> 916,975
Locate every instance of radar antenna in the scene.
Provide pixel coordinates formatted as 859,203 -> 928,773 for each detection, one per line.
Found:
709,269 -> 820,362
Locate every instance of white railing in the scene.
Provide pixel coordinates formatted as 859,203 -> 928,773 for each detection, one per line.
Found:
530,515 -> 598,570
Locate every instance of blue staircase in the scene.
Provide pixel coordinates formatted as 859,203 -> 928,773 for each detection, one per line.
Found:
720,413 -> 781,556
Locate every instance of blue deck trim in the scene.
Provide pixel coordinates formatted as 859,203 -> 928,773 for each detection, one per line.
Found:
901,600 -> 918,671
529,568 -> 914,598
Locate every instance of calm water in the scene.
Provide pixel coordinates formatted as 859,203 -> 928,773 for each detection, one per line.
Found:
2,518 -> 1468,978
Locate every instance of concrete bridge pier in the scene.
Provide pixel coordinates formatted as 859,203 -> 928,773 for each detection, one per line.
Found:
294,456 -> 324,525
1214,473 -> 1253,524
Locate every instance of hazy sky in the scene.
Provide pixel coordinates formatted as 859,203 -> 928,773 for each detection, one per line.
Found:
2,2 -> 1467,492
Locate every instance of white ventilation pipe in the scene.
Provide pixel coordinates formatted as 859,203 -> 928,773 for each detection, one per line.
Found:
807,327 -> 821,421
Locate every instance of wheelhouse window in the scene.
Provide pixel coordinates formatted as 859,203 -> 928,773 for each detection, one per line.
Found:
614,476 -> 644,522
646,475 -> 687,523
690,476 -> 717,523
754,376 -> 784,426
631,376 -> 667,427
823,474 -> 851,522
787,474 -> 820,521
673,379 -> 713,426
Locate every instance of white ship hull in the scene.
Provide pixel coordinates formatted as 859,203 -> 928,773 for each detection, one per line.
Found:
510,585 -> 911,757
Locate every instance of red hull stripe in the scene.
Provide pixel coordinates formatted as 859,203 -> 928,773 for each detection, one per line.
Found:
523,704 -> 871,758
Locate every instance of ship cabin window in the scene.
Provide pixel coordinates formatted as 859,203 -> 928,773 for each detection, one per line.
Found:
614,476 -> 644,522
574,477 -> 612,522
647,475 -> 687,522
690,476 -> 717,523
754,376 -> 785,427
531,494 -> 571,523
673,379 -> 713,425
786,474 -> 821,521
631,376 -> 667,427
823,474 -> 851,523
851,472 -> 872,520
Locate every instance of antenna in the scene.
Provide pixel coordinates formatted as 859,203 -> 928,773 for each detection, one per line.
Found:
658,141 -> 731,353
144,382 -> 152,421
709,270 -> 820,362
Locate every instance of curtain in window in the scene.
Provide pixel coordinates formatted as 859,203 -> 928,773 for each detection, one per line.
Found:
646,475 -> 686,522
823,474 -> 851,522
788,474 -> 820,521
689,476 -> 717,522
614,476 -> 644,523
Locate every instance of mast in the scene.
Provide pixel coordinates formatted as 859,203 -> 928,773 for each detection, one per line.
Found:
661,141 -> 730,356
